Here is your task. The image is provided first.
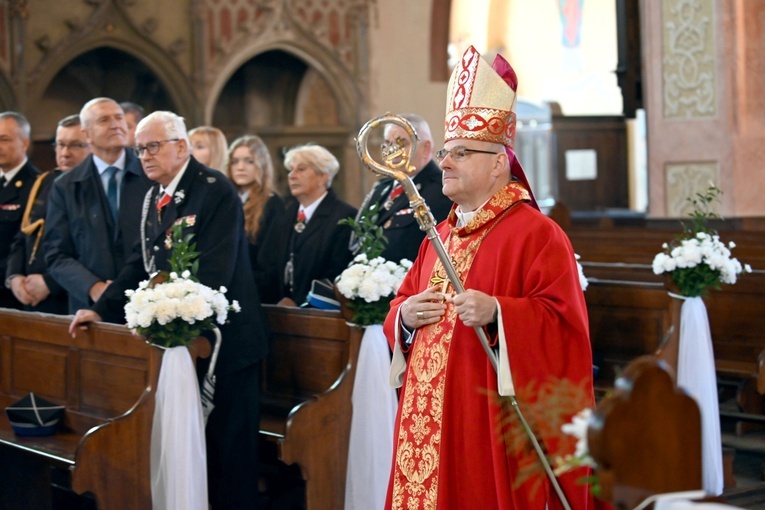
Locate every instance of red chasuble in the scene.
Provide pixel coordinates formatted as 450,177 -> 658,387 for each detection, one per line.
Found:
384,183 -> 595,510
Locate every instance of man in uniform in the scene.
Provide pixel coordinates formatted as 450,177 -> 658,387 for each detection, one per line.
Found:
70,111 -> 268,510
351,113 -> 451,263
6,114 -> 90,313
0,112 -> 40,309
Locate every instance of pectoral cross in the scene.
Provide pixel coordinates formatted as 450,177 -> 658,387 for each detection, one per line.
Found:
430,270 -> 450,294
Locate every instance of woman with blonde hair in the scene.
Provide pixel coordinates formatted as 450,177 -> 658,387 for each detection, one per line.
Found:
189,126 -> 228,171
227,135 -> 286,303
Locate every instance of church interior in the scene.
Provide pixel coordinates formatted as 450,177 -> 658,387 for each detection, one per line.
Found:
0,0 -> 764,508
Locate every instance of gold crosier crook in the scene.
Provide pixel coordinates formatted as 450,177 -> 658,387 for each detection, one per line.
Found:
355,113 -> 572,510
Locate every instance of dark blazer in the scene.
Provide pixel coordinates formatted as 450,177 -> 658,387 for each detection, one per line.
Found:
6,170 -> 67,314
247,193 -> 287,304
0,161 -> 41,309
282,187 -> 356,305
93,157 -> 268,376
44,151 -> 152,313
353,160 -> 452,263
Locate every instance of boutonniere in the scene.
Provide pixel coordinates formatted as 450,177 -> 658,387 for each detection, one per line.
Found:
174,189 -> 185,204
165,215 -> 197,249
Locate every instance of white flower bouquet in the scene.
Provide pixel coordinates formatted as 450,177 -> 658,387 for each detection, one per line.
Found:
124,221 -> 240,347
651,185 -> 751,297
336,253 -> 412,326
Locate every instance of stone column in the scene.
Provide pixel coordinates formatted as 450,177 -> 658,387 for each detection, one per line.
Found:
642,0 -> 765,218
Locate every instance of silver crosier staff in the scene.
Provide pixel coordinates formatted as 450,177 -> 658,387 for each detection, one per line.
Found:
355,113 -> 572,510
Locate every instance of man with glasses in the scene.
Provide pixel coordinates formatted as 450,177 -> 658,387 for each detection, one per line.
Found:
350,113 -> 451,263
5,114 -> 91,313
44,98 -> 152,313
382,46 -> 594,510
0,112 -> 40,309
70,111 -> 268,510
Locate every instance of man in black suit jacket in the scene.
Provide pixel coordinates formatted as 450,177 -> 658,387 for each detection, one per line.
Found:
0,112 -> 41,309
6,114 -> 91,313
70,111 -> 268,510
350,113 -> 452,263
44,98 -> 153,313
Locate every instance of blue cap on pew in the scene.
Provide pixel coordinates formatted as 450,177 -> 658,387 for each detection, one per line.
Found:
5,393 -> 65,436
305,278 -> 341,310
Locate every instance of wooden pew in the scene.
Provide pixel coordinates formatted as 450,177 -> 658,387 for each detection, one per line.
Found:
561,218 -> 765,407
259,305 -> 363,510
0,308 -> 158,510
588,355 -> 712,510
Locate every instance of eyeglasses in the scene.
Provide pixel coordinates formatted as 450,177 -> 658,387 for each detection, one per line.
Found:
52,142 -> 89,150
132,139 -> 179,157
435,147 -> 500,163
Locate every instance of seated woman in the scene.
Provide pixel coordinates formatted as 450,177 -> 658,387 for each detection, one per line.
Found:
189,126 -> 228,171
278,144 -> 357,307
226,135 -> 286,304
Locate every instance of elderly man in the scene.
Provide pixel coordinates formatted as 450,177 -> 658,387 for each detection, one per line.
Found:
5,114 -> 91,313
351,113 -> 452,263
44,98 -> 152,313
0,112 -> 40,309
70,111 -> 268,510
383,46 -> 595,510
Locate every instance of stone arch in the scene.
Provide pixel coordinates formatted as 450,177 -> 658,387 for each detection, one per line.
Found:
26,37 -> 198,138
207,42 -> 364,203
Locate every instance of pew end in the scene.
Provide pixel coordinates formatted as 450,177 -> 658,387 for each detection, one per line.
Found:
588,356 -> 703,510
0,308 -> 208,509
259,305 -> 363,510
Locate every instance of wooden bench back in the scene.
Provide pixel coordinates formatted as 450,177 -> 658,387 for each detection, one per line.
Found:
262,304 -> 356,399
588,356 -> 702,510
0,308 -> 159,509
0,309 -> 152,435
560,220 -> 765,384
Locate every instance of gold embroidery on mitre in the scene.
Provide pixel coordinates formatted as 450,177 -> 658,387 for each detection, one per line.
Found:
445,45 -> 518,148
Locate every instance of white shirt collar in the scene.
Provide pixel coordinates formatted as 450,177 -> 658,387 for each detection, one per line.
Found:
300,191 -> 328,222
159,158 -> 191,198
455,197 -> 492,228
93,151 -> 126,175
0,158 -> 28,184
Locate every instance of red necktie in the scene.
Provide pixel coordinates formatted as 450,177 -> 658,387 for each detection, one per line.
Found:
157,192 -> 171,211
388,184 -> 404,201
297,209 -> 306,223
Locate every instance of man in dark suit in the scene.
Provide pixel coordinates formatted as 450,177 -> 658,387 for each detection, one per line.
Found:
350,113 -> 452,263
6,114 -> 91,313
0,112 -> 41,309
44,98 -> 152,313
70,111 -> 268,510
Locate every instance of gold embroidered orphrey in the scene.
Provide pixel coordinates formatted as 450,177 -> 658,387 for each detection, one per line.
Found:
390,183 -> 529,509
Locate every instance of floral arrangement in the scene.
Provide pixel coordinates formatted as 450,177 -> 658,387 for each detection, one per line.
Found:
124,221 -> 240,347
337,203 -> 412,326
652,185 -> 751,297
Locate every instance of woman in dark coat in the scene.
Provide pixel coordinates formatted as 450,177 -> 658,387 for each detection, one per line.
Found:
278,144 -> 356,307
226,135 -> 286,303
